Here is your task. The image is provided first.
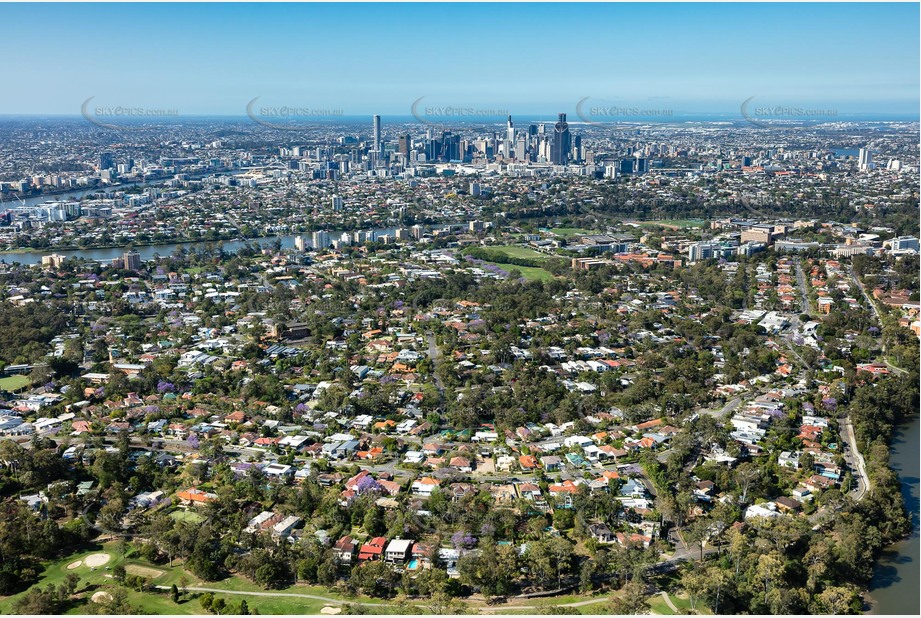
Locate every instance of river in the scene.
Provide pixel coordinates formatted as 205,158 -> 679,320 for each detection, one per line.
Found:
1,169 -> 250,208
0,222 -> 467,266
867,414 -> 920,615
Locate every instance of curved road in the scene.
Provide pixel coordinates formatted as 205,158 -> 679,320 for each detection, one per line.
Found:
839,416 -> 871,501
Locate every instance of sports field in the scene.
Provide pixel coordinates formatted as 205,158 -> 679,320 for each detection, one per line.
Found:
0,375 -> 30,392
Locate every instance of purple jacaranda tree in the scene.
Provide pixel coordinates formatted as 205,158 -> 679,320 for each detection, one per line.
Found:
157,380 -> 175,393
451,531 -> 477,549
356,474 -> 380,494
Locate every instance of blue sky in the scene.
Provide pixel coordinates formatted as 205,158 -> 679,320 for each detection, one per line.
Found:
1,2 -> 918,117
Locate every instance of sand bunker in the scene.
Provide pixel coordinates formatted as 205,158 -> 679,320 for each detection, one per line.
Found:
91,591 -> 112,604
125,564 -> 164,578
84,553 -> 111,568
320,607 -> 342,615
65,560 -> 83,570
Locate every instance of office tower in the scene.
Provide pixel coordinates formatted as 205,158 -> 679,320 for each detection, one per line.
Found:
123,251 -> 141,271
441,131 -> 460,161
399,135 -> 411,159
517,137 -> 528,161
550,113 -> 571,165
858,147 -> 873,171
470,182 -> 481,197
425,135 -> 441,161
528,124 -> 538,137
411,225 -> 424,239
507,115 -> 515,149
98,152 -> 115,170
634,156 -> 648,174
312,230 -> 330,250
331,195 -> 343,211
572,135 -> 583,162
372,115 -> 382,156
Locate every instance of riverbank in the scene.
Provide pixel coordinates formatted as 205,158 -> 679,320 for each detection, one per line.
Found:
0,236 -> 244,255
865,413 -> 920,614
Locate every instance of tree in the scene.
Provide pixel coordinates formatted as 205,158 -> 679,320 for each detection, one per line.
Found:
199,592 -> 214,612
755,551 -> 784,606
733,462 -> 761,504
170,583 -> 180,603
680,568 -> 709,613
814,585 -> 862,614
684,517 -> 711,562
606,579 -> 649,615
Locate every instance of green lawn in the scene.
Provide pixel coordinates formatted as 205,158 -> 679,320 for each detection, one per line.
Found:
481,260 -> 555,282
489,245 -> 556,260
169,509 -> 205,524
648,591 -> 711,615
0,374 -> 30,392
545,227 -> 598,238
635,219 -> 705,229
0,542 -> 390,615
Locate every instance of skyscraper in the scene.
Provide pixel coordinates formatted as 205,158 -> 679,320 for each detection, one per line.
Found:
506,115 -> 515,152
123,251 -> 141,271
98,152 -> 115,170
312,230 -> 330,250
550,113 -> 571,165
858,147 -> 873,171
372,115 -> 382,156
398,135 -> 411,159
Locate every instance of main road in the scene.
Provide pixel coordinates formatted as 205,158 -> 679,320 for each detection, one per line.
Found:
849,265 -> 908,376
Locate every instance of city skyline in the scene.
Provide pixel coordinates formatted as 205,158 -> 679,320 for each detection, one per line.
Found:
0,2 -> 917,117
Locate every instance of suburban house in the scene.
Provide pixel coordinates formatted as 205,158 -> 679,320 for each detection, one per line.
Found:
588,522 -> 615,543
358,537 -> 387,561
384,538 -> 413,563
412,477 -> 440,497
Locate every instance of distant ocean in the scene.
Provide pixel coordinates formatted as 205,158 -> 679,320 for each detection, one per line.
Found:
0,113 -> 918,124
